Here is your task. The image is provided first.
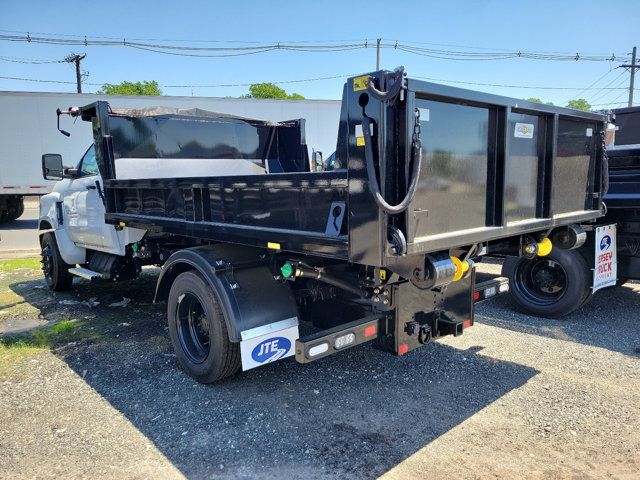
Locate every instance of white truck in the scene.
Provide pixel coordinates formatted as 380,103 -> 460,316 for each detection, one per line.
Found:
0,91 -> 340,222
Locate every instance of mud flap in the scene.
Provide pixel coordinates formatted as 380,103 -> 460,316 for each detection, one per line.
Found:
240,318 -> 299,371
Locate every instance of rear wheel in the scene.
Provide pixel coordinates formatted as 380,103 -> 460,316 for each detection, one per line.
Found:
41,233 -> 73,291
167,271 -> 240,383
0,197 -> 24,223
502,248 -> 592,318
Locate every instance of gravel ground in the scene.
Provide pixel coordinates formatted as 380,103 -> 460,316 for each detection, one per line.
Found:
0,260 -> 639,479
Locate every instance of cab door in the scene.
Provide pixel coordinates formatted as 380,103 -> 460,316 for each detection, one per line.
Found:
64,145 -> 108,249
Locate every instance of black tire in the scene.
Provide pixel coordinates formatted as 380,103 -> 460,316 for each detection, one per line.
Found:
167,271 -> 240,383
1,198 -> 24,222
41,232 -> 73,291
502,248 -> 592,319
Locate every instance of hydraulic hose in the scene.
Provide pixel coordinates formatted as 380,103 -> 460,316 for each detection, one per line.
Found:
601,151 -> 609,196
362,115 -> 422,214
295,268 -> 366,298
366,67 -> 405,103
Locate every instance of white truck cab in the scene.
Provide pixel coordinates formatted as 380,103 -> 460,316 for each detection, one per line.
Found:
39,145 -> 145,289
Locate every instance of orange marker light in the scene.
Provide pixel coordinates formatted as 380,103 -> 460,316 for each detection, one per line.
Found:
398,343 -> 409,355
364,325 -> 377,337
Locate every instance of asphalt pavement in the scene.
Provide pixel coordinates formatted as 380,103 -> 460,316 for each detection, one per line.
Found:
0,259 -> 638,479
0,201 -> 40,258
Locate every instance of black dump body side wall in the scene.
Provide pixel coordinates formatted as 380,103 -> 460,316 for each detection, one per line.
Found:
80,73 -> 605,271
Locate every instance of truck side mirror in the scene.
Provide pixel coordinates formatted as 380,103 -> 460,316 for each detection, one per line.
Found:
42,153 -> 64,180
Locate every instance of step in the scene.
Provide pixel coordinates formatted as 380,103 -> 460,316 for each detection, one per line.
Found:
295,315 -> 382,364
68,267 -> 103,281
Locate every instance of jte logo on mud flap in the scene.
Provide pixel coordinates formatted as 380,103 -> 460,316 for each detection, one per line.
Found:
600,235 -> 612,251
251,337 -> 292,364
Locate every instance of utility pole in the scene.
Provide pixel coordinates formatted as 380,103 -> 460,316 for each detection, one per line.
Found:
626,46 -> 637,107
376,38 -> 381,70
64,53 -> 86,93
621,46 -> 638,107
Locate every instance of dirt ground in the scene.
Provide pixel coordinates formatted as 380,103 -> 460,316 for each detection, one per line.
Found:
0,258 -> 639,479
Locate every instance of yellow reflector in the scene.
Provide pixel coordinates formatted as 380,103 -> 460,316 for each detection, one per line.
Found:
267,242 -> 281,250
119,222 -> 126,227
356,136 -> 365,147
379,269 -> 387,281
537,237 -> 553,257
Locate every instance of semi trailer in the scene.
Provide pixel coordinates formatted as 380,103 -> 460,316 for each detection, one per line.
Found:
0,90 -> 340,223
503,106 -> 639,318
38,68 -> 606,382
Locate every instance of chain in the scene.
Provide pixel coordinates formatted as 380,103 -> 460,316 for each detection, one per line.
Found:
412,107 -> 422,148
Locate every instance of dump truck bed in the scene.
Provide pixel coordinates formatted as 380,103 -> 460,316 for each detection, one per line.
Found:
605,106 -> 640,210
82,70 -> 605,268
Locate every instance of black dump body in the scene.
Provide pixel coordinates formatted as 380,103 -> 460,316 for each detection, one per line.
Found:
81,70 -> 606,275
603,106 -> 640,279
605,106 -> 640,209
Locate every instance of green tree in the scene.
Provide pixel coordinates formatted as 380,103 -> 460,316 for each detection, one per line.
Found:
566,98 -> 591,111
98,80 -> 162,95
526,97 -> 554,106
244,83 -> 304,99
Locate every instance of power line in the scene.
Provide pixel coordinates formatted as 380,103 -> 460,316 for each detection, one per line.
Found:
0,29 -> 369,45
413,75 -> 633,90
0,32 -> 632,62
2,73 -> 639,92
0,55 -> 66,64
586,70 -> 628,103
0,73 -> 358,88
592,77 -> 630,105
566,68 -> 616,102
389,38 -> 628,57
160,73 -> 359,88
0,75 -> 79,84
2,29 -> 631,59
395,44 -> 627,62
601,88 -> 631,107
591,100 -> 636,107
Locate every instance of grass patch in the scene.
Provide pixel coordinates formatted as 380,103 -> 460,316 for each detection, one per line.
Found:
0,318 -> 103,378
1,319 -> 88,349
0,258 -> 41,271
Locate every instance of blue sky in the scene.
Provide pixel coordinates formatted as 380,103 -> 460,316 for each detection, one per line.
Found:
1,0 -> 638,107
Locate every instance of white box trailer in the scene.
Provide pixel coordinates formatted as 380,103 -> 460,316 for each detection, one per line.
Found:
0,91 -> 340,222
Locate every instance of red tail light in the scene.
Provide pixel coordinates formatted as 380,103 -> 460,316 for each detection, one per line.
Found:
364,325 -> 377,337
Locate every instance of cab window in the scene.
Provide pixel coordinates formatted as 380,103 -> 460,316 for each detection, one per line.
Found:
78,145 -> 99,176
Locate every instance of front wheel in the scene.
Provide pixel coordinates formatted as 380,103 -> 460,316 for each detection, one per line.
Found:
167,271 -> 240,383
502,248 -> 592,319
41,232 -> 73,291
